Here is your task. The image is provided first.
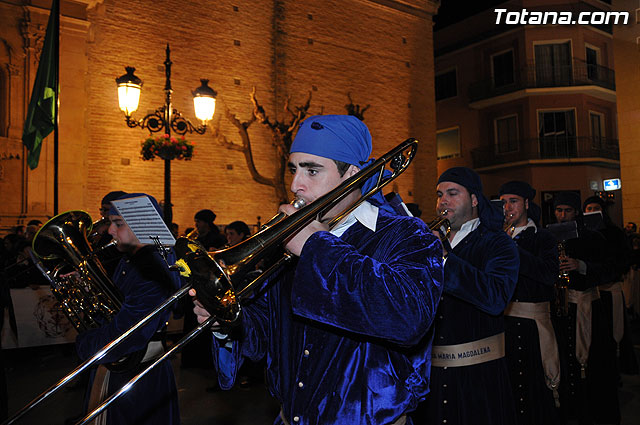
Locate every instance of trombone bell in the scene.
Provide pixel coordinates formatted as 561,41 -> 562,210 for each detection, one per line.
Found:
174,238 -> 241,323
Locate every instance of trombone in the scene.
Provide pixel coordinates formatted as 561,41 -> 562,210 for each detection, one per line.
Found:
4,138 -> 418,425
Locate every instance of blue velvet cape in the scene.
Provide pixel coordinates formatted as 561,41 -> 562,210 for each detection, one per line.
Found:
76,246 -> 181,425
212,208 -> 443,425
421,222 -> 519,425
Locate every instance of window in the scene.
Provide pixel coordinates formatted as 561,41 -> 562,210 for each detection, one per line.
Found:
590,112 -> 604,148
538,110 -> 577,158
492,50 -> 515,88
495,115 -> 518,153
585,45 -> 599,81
435,70 -> 457,101
437,128 -> 460,159
534,42 -> 572,86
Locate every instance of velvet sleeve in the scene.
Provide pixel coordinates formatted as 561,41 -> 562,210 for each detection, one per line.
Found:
75,279 -> 170,363
517,229 -> 558,287
290,219 -> 443,346
444,230 -> 519,315
211,285 -> 272,390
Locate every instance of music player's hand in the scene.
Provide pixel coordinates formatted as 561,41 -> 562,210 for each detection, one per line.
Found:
432,230 -> 448,257
189,288 -> 214,325
279,203 -> 329,256
559,257 -> 579,272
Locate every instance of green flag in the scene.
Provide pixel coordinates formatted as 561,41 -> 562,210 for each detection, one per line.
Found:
22,0 -> 59,170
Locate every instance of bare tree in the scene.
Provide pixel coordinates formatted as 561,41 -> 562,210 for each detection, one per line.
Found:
345,92 -> 370,121
212,87 -> 312,204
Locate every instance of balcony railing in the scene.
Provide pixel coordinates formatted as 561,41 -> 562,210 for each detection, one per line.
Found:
468,58 -> 615,102
470,136 -> 619,168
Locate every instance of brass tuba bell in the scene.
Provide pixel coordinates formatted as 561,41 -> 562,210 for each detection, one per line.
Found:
32,211 -> 123,332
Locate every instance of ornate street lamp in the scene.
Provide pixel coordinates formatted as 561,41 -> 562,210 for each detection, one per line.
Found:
116,43 -> 217,224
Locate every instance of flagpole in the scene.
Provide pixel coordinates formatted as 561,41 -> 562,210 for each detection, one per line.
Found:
53,0 -> 60,215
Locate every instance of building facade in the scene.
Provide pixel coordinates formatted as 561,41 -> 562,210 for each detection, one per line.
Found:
612,0 -> 640,226
0,0 -> 440,232
435,0 -> 623,225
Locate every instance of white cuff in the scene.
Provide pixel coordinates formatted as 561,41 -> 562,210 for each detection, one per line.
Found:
578,259 -> 587,275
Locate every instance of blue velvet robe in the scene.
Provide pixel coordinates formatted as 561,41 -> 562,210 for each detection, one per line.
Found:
504,227 -> 561,425
418,222 -> 519,425
211,208 -> 443,425
76,246 -> 180,425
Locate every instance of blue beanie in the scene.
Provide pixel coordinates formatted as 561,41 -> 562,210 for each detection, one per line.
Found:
437,167 -> 503,230
499,180 -> 541,226
291,115 -> 398,214
291,115 -> 372,166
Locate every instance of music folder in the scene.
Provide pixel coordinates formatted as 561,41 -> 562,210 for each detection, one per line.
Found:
110,196 -> 176,246
546,220 -> 579,242
583,211 -> 605,231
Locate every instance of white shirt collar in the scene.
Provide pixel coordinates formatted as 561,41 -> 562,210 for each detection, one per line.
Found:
330,201 -> 378,237
511,218 -> 537,239
450,217 -> 480,249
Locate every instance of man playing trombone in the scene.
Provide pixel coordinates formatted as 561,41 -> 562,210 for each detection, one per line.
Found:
75,193 -> 181,425
499,181 -> 561,425
416,167 -> 520,425
193,114 -> 444,424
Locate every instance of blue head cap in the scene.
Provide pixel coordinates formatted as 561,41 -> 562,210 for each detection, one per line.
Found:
291,115 -> 372,166
437,167 -> 504,230
499,180 -> 541,226
291,115 -> 396,213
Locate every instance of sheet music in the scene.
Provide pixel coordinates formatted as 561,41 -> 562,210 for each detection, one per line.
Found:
110,196 -> 175,246
546,220 -> 579,242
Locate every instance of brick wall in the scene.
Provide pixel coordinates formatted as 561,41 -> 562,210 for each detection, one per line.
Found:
1,0 -> 439,231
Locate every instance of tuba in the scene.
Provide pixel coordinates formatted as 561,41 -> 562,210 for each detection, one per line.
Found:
5,139 -> 418,425
87,216 -> 111,246
554,241 -> 570,316
31,211 -> 123,332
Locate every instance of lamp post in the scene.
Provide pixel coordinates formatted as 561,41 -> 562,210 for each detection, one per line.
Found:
116,43 -> 216,224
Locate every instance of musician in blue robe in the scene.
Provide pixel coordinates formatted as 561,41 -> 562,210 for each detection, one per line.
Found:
75,193 -> 180,425
415,167 -> 519,425
499,181 -> 561,425
193,115 -> 444,424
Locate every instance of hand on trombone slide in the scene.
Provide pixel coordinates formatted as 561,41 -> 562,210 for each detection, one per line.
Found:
278,201 -> 329,257
189,288 -> 219,327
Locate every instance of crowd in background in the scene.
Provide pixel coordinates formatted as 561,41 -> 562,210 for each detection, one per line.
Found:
1,188 -> 640,424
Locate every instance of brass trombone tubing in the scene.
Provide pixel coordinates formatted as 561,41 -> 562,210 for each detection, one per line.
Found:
2,284 -> 192,425
75,139 -> 417,424
5,138 -> 418,424
326,138 -> 417,228
76,315 -> 218,425
275,137 -> 416,232
75,253 -> 297,424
